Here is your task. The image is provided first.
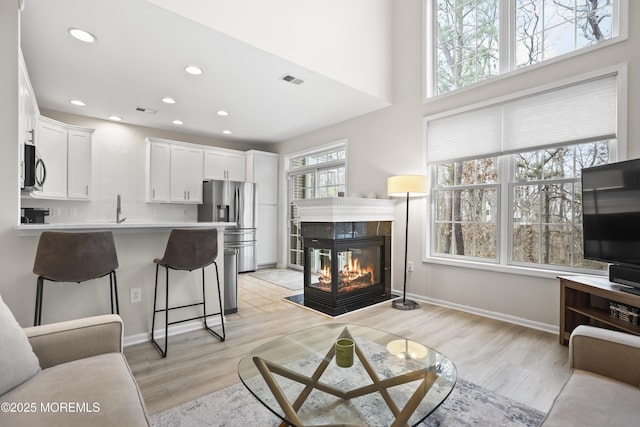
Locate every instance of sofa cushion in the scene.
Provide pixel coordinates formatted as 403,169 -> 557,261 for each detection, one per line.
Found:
542,369 -> 640,426
0,293 -> 40,395
0,352 -> 149,427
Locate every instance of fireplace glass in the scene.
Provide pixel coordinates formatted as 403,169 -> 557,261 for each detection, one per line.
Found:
308,245 -> 381,293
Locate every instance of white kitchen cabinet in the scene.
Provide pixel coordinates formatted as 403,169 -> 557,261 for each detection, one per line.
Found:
203,149 -> 245,181
18,49 -> 39,188
34,118 -> 68,199
186,148 -> 204,202
246,151 -> 278,205
147,141 -> 171,202
147,138 -> 203,204
67,129 -> 92,199
33,117 -> 94,200
246,150 -> 279,267
170,145 -> 203,203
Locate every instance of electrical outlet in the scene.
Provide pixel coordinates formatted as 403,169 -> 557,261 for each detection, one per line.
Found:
407,261 -> 414,272
130,288 -> 141,303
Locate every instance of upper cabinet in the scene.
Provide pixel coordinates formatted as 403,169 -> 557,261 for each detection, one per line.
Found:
18,49 -> 39,188
204,149 -> 246,181
36,118 -> 67,199
246,150 -> 279,205
147,141 -> 171,202
32,116 -> 93,200
169,145 -> 203,203
146,138 -> 203,204
66,129 -> 92,199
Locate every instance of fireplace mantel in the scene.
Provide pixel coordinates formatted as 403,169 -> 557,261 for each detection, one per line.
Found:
294,197 -> 396,222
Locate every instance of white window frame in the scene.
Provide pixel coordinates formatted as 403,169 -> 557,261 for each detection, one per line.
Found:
424,65 -> 627,279
424,0 -> 629,100
285,140 -> 348,269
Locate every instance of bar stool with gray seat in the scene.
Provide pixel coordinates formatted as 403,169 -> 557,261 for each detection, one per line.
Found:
33,231 -> 120,326
151,228 -> 225,358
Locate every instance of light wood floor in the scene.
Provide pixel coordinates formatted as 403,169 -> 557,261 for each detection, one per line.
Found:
124,272 -> 570,416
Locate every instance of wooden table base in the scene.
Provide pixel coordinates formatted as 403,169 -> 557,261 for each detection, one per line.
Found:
253,326 -> 439,427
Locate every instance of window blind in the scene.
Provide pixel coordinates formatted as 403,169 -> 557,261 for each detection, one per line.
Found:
426,73 -> 618,163
426,106 -> 502,163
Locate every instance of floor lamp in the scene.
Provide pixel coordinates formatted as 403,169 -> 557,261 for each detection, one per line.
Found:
387,175 -> 429,310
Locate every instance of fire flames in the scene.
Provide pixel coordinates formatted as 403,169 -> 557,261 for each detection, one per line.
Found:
317,257 -> 375,293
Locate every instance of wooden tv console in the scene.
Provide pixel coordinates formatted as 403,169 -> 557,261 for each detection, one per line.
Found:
559,275 -> 640,345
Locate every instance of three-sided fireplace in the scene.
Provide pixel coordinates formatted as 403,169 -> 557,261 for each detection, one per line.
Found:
302,221 -> 392,315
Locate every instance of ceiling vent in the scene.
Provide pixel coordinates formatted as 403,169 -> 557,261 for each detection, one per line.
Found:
280,74 -> 304,85
136,107 -> 157,114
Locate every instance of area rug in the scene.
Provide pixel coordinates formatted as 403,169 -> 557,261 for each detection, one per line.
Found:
249,268 -> 304,291
150,378 -> 545,426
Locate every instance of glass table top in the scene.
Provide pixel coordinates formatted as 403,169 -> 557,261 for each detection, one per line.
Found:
237,323 -> 457,427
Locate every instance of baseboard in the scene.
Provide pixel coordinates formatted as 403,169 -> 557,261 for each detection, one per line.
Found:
399,291 -> 558,335
123,318 -> 223,348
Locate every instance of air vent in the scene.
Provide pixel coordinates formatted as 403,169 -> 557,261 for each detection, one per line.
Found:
135,107 -> 157,114
280,74 -> 304,85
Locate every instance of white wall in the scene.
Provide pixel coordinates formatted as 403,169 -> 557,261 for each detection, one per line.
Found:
275,0 -> 640,330
147,0 -> 392,102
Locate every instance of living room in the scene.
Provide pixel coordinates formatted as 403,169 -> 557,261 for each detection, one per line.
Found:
1,0 -> 639,426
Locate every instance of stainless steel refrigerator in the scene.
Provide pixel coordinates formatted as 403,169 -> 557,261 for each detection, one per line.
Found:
198,180 -> 258,272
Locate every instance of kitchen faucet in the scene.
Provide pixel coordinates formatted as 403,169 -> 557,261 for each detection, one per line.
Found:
116,194 -> 127,223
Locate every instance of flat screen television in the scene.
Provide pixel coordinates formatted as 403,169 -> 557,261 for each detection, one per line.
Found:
582,158 -> 640,294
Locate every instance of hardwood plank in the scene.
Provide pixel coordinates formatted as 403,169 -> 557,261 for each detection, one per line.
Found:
124,272 -> 570,415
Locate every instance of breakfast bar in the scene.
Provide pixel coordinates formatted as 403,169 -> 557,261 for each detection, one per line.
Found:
15,221 -> 233,344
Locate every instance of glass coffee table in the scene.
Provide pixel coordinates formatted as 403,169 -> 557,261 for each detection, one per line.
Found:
238,323 -> 457,427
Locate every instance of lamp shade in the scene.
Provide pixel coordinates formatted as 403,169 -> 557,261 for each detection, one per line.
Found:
387,175 -> 429,197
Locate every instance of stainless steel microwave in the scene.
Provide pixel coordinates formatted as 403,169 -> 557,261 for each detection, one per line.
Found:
23,144 -> 46,190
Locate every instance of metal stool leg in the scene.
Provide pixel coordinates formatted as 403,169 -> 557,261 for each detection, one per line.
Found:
34,276 -> 44,326
110,271 -> 120,314
215,261 -> 225,341
201,262 -> 225,341
163,266 -> 169,357
151,264 -> 167,358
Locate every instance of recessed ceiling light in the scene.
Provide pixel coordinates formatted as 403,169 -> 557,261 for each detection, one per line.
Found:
162,97 -> 176,104
222,130 -> 232,135
172,120 -> 183,125
69,99 -> 86,106
217,110 -> 229,117
108,115 -> 122,121
69,28 -> 96,43
184,65 -> 203,75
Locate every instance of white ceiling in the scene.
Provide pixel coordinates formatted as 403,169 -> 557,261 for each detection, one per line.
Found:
20,0 -> 390,144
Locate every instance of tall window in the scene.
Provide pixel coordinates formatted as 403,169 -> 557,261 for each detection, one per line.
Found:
287,144 -> 347,268
433,142 -> 609,270
434,157 -> 499,259
511,143 -> 609,269
426,70 -> 621,273
429,0 -> 625,97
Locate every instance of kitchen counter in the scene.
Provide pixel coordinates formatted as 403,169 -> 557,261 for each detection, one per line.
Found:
15,221 -> 235,236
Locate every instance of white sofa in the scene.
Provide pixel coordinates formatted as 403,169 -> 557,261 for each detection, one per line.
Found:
541,325 -> 640,426
0,296 -> 149,427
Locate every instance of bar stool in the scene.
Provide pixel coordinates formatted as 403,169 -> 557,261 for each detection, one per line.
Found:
33,231 -> 120,326
151,228 -> 225,358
